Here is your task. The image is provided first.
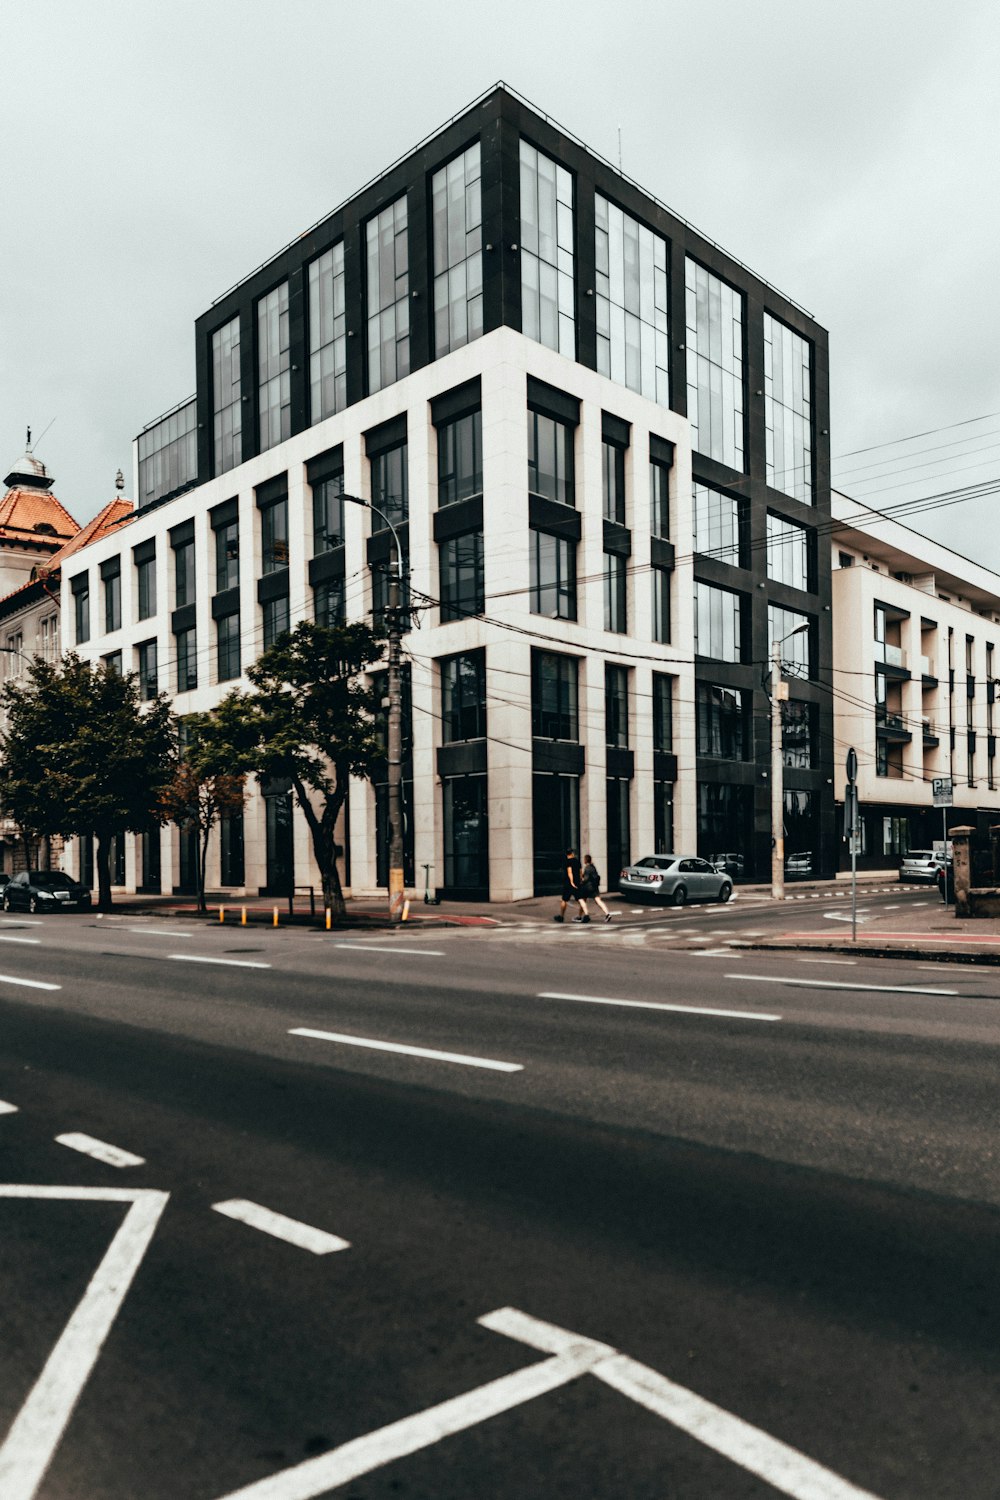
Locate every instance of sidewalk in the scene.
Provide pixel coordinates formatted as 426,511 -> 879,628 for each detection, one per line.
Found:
731,898 -> 1000,966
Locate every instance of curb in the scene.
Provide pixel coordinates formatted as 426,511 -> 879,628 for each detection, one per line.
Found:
730,942 -> 1000,967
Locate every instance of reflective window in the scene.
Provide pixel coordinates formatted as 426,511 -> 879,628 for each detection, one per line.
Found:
212,316 -> 242,476
175,627 -> 197,692
768,603 -> 812,678
652,673 -> 673,751
764,314 -> 812,502
313,472 -> 345,554
137,554 -> 156,621
438,410 -> 482,508
137,640 -> 158,701
530,529 -> 576,620
262,594 -> 290,648
74,583 -> 90,645
695,581 -> 743,662
651,567 -> 671,644
366,195 -> 409,394
782,700 -> 816,768
604,551 -> 626,633
685,260 -> 744,470
308,244 -> 346,422
138,400 -> 197,510
693,484 -> 747,567
220,811 -> 245,886
258,282 -> 290,452
261,497 -> 289,574
314,577 -> 344,628
433,143 -> 483,356
371,441 -> 408,529
602,440 -> 625,524
104,565 -> 121,633
439,531 -> 484,622
650,458 -> 670,539
697,684 -> 748,759
217,613 -> 241,682
371,554 -> 410,633
441,650 -> 486,742
766,512 -> 811,590
520,140 -> 575,358
174,539 -> 196,608
443,775 -> 488,891
215,521 -> 240,592
605,664 -> 629,747
103,651 -> 123,677
531,650 -> 578,740
595,196 -> 669,404
527,410 -> 574,506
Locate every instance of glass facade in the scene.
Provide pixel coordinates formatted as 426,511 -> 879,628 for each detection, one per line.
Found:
438,410 -> 482,507
685,260 -> 744,470
138,399 -> 197,510
439,531 -> 484,621
606,777 -> 631,879
432,142 -> 483,356
217,613 -> 241,682
220,811 -> 245,887
137,640 -> 158,701
782,700 -> 815,768
313,473 -> 345,553
314,577 -> 345,628
651,568 -> 671,645
212,316 -> 242,476
532,651 -> 578,740
650,457 -> 670,538
137,553 -> 156,621
527,409 -> 574,505
443,775 -> 488,891
308,243 -> 346,422
652,673 -> 673,750
698,783 -> 754,878
605,664 -> 628,747
261,496 -> 289,574
366,195 -> 409,394
519,139 -> 575,358
174,538 -> 196,608
696,684 -> 748,759
604,551 -> 626,633
769,603 -> 812,678
176,628 -> 197,692
694,581 -> 743,662
441,650 -> 486,742
693,484 -> 746,567
602,440 -> 625,524
530,529 -> 576,619
764,313 -> 812,502
215,520 -> 240,592
766,512 -> 811,590
258,282 -> 290,452
371,442 -> 408,528
262,594 -> 290,648
595,195 -> 669,404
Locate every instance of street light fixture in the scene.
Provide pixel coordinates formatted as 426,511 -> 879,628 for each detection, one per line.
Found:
343,493 -> 407,924
770,622 -> 810,901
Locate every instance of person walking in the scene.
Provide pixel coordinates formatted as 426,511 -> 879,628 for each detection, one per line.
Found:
580,853 -> 612,921
554,846 -> 589,922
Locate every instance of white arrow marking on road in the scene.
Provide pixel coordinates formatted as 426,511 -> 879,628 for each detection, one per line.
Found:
212,1199 -> 350,1255
55,1133 -> 146,1168
823,911 -> 870,924
726,974 -> 958,998
290,1028 -> 523,1073
169,954 -> 272,969
0,1186 -> 168,1500
539,992 -> 781,1022
0,973 -> 60,991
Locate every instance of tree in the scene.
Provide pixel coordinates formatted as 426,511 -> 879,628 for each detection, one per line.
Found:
0,655 -> 176,911
223,620 -> 384,920
158,709 -> 247,914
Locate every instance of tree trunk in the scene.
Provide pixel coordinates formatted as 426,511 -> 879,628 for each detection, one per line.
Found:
197,822 -> 210,914
95,832 -> 114,912
20,830 -> 32,874
292,778 -> 346,922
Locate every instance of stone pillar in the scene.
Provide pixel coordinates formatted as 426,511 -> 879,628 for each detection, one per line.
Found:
949,825 -> 975,917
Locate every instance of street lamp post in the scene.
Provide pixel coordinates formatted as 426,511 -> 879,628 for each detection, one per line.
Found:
770,624 -> 810,901
343,494 -> 406,924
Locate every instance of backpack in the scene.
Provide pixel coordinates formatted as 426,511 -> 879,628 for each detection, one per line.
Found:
582,863 -> 600,893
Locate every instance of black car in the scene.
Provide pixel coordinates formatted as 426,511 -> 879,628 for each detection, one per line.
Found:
2,870 -> 92,913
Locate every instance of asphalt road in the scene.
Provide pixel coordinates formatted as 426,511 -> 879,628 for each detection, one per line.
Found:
0,903 -> 996,1499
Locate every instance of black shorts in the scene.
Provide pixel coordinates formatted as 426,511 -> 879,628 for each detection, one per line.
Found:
561,884 -> 580,902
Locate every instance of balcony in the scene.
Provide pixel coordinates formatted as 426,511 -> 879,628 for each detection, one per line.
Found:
875,706 -> 912,742
919,654 -> 938,685
921,718 -> 939,748
874,641 -> 910,678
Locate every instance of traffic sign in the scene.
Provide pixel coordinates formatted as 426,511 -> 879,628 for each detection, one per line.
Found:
846,747 -> 858,784
932,776 -> 953,807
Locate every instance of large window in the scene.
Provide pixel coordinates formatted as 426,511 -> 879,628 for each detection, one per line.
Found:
694,581 -> 743,662
308,243 -> 346,422
215,520 -> 240,592
103,562 -> 121,633
530,530 -> 576,620
438,409 -> 482,508
697,684 -> 748,759
258,282 -> 290,452
314,577 -> 344,628
532,651 -> 578,741
216,613 -> 241,683
175,628 -> 197,693
605,664 -> 629,748
367,195 -> 409,394
602,439 -> 625,524
766,512 -> 811,590
433,142 -> 483,356
137,640 -> 158,701
443,776 -> 488,892
782,700 -> 816,768
764,313 -> 812,502
519,140 -> 575,359
73,581 -> 90,645
174,538 -> 196,608
527,409 -> 574,506
261,496 -> 289,574
212,316 -> 242,476
441,650 -> 486,742
262,595 -> 290,649
440,531 -> 484,622
136,551 -> 156,621
313,472 -> 345,554
220,811 -> 245,887
604,552 -> 626,634
138,399 -> 197,510
595,195 -> 669,404
685,260 -> 744,470
371,441 -> 408,528
693,484 -> 747,567
652,673 -> 673,751
650,457 -> 670,539
652,568 -> 671,645
769,603 -> 812,678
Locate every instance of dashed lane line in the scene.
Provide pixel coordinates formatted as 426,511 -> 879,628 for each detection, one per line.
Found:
335,943 -> 447,956
726,973 -> 958,998
125,926 -> 196,938
0,918 -> 44,926
0,935 -> 41,945
212,1199 -> 350,1255
797,958 -> 857,966
0,1100 -> 18,1115
538,991 -> 781,1022
0,973 -> 60,991
290,1027 -> 524,1073
54,1133 -> 146,1169
169,953 -> 272,969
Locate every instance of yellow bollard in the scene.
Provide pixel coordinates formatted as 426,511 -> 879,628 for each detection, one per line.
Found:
273,907 -> 279,927
325,907 -> 332,931
219,905 -> 225,923
401,899 -> 410,922
241,906 -> 247,926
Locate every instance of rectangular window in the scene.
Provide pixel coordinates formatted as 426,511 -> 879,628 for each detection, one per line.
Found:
650,458 -> 670,539
262,595 -> 290,649
527,409 -> 574,505
654,780 -> 674,856
212,315 -> 242,476
607,777 -> 631,878
313,577 -> 344,628
696,684 -> 748,759
215,520 -> 240,592
39,615 -> 57,663
216,613 -> 241,682
685,259 -> 744,470
440,650 -> 486,743
595,194 -> 669,405
652,673 -> 673,751
103,650 -> 123,676
371,561 -> 410,634
258,282 -> 290,451
310,473 -> 344,556
74,583 -> 90,645
443,775 -> 488,891
437,409 -> 482,507
694,581 -> 743,662
137,640 -> 158,701
519,139 -> 575,358
174,538 -> 196,608
651,567 -> 671,644
531,650 -> 578,740
764,313 -> 812,502
432,142 -> 483,356
693,484 -> 747,567
371,440 -> 408,528
261,496 -> 289,574
136,553 -> 156,621
439,531 -> 484,622
766,512 -> 811,590
530,529 -> 576,620
605,664 -> 629,747
137,399 -> 197,510
604,551 -> 626,633
175,627 -> 197,692
366,194 -> 409,394
220,811 -> 245,887
782,700 -> 816,768
308,243 -> 346,422
602,439 -> 625,524
103,565 -> 121,633
769,603 -> 812,678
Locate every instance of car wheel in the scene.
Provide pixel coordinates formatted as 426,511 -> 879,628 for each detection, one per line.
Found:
28,896 -> 38,914
672,885 -> 687,907
718,882 -> 732,903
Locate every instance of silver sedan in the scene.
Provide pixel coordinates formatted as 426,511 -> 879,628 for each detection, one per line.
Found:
618,854 -> 733,906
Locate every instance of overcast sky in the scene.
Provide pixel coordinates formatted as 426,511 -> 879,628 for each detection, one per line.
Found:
3,0 -> 999,566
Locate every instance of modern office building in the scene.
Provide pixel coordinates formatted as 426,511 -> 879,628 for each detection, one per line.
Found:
62,84 -> 834,899
832,491 -> 1000,870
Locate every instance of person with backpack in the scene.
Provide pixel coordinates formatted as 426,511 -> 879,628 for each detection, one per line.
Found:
579,852 -> 612,921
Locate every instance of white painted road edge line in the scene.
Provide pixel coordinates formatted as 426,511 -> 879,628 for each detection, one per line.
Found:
0,935 -> 41,945
538,991 -> 781,1023
290,1027 -> 523,1073
55,1133 -> 146,1169
726,973 -> 958,997
0,1100 -> 18,1115
0,972 -> 60,991
169,954 -> 272,969
797,958 -> 857,966
212,1199 -> 350,1255
0,1187 -> 168,1500
125,926 -> 196,938
335,943 -> 446,957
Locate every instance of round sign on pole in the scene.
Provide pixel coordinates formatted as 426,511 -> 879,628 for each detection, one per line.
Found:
846,747 -> 858,784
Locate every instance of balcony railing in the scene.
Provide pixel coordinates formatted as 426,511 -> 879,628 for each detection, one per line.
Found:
874,642 -> 907,669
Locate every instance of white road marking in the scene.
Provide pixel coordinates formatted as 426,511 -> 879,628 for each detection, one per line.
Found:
0,1186 -> 168,1500
0,918 -> 44,926
0,1100 -> 19,1115
0,973 -> 60,991
335,942 -> 447,956
290,1027 -> 523,1073
911,901 -> 928,908
883,905 -> 900,911
797,958 -> 857,966
55,1133 -> 146,1169
726,974 -> 957,997
212,1199 -> 349,1255
125,926 -> 195,938
692,949 -> 738,958
538,991 -> 780,1022
0,934 -> 41,945
169,954 -> 271,969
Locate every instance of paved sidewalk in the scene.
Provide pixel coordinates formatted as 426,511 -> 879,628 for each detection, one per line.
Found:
732,899 -> 1000,966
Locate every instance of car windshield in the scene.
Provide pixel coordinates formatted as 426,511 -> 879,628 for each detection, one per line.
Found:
635,856 -> 673,869
905,851 -> 932,860
31,872 -> 77,889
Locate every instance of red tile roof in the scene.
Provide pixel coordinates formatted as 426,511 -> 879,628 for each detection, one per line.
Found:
48,497 -> 134,566
0,487 -> 79,546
